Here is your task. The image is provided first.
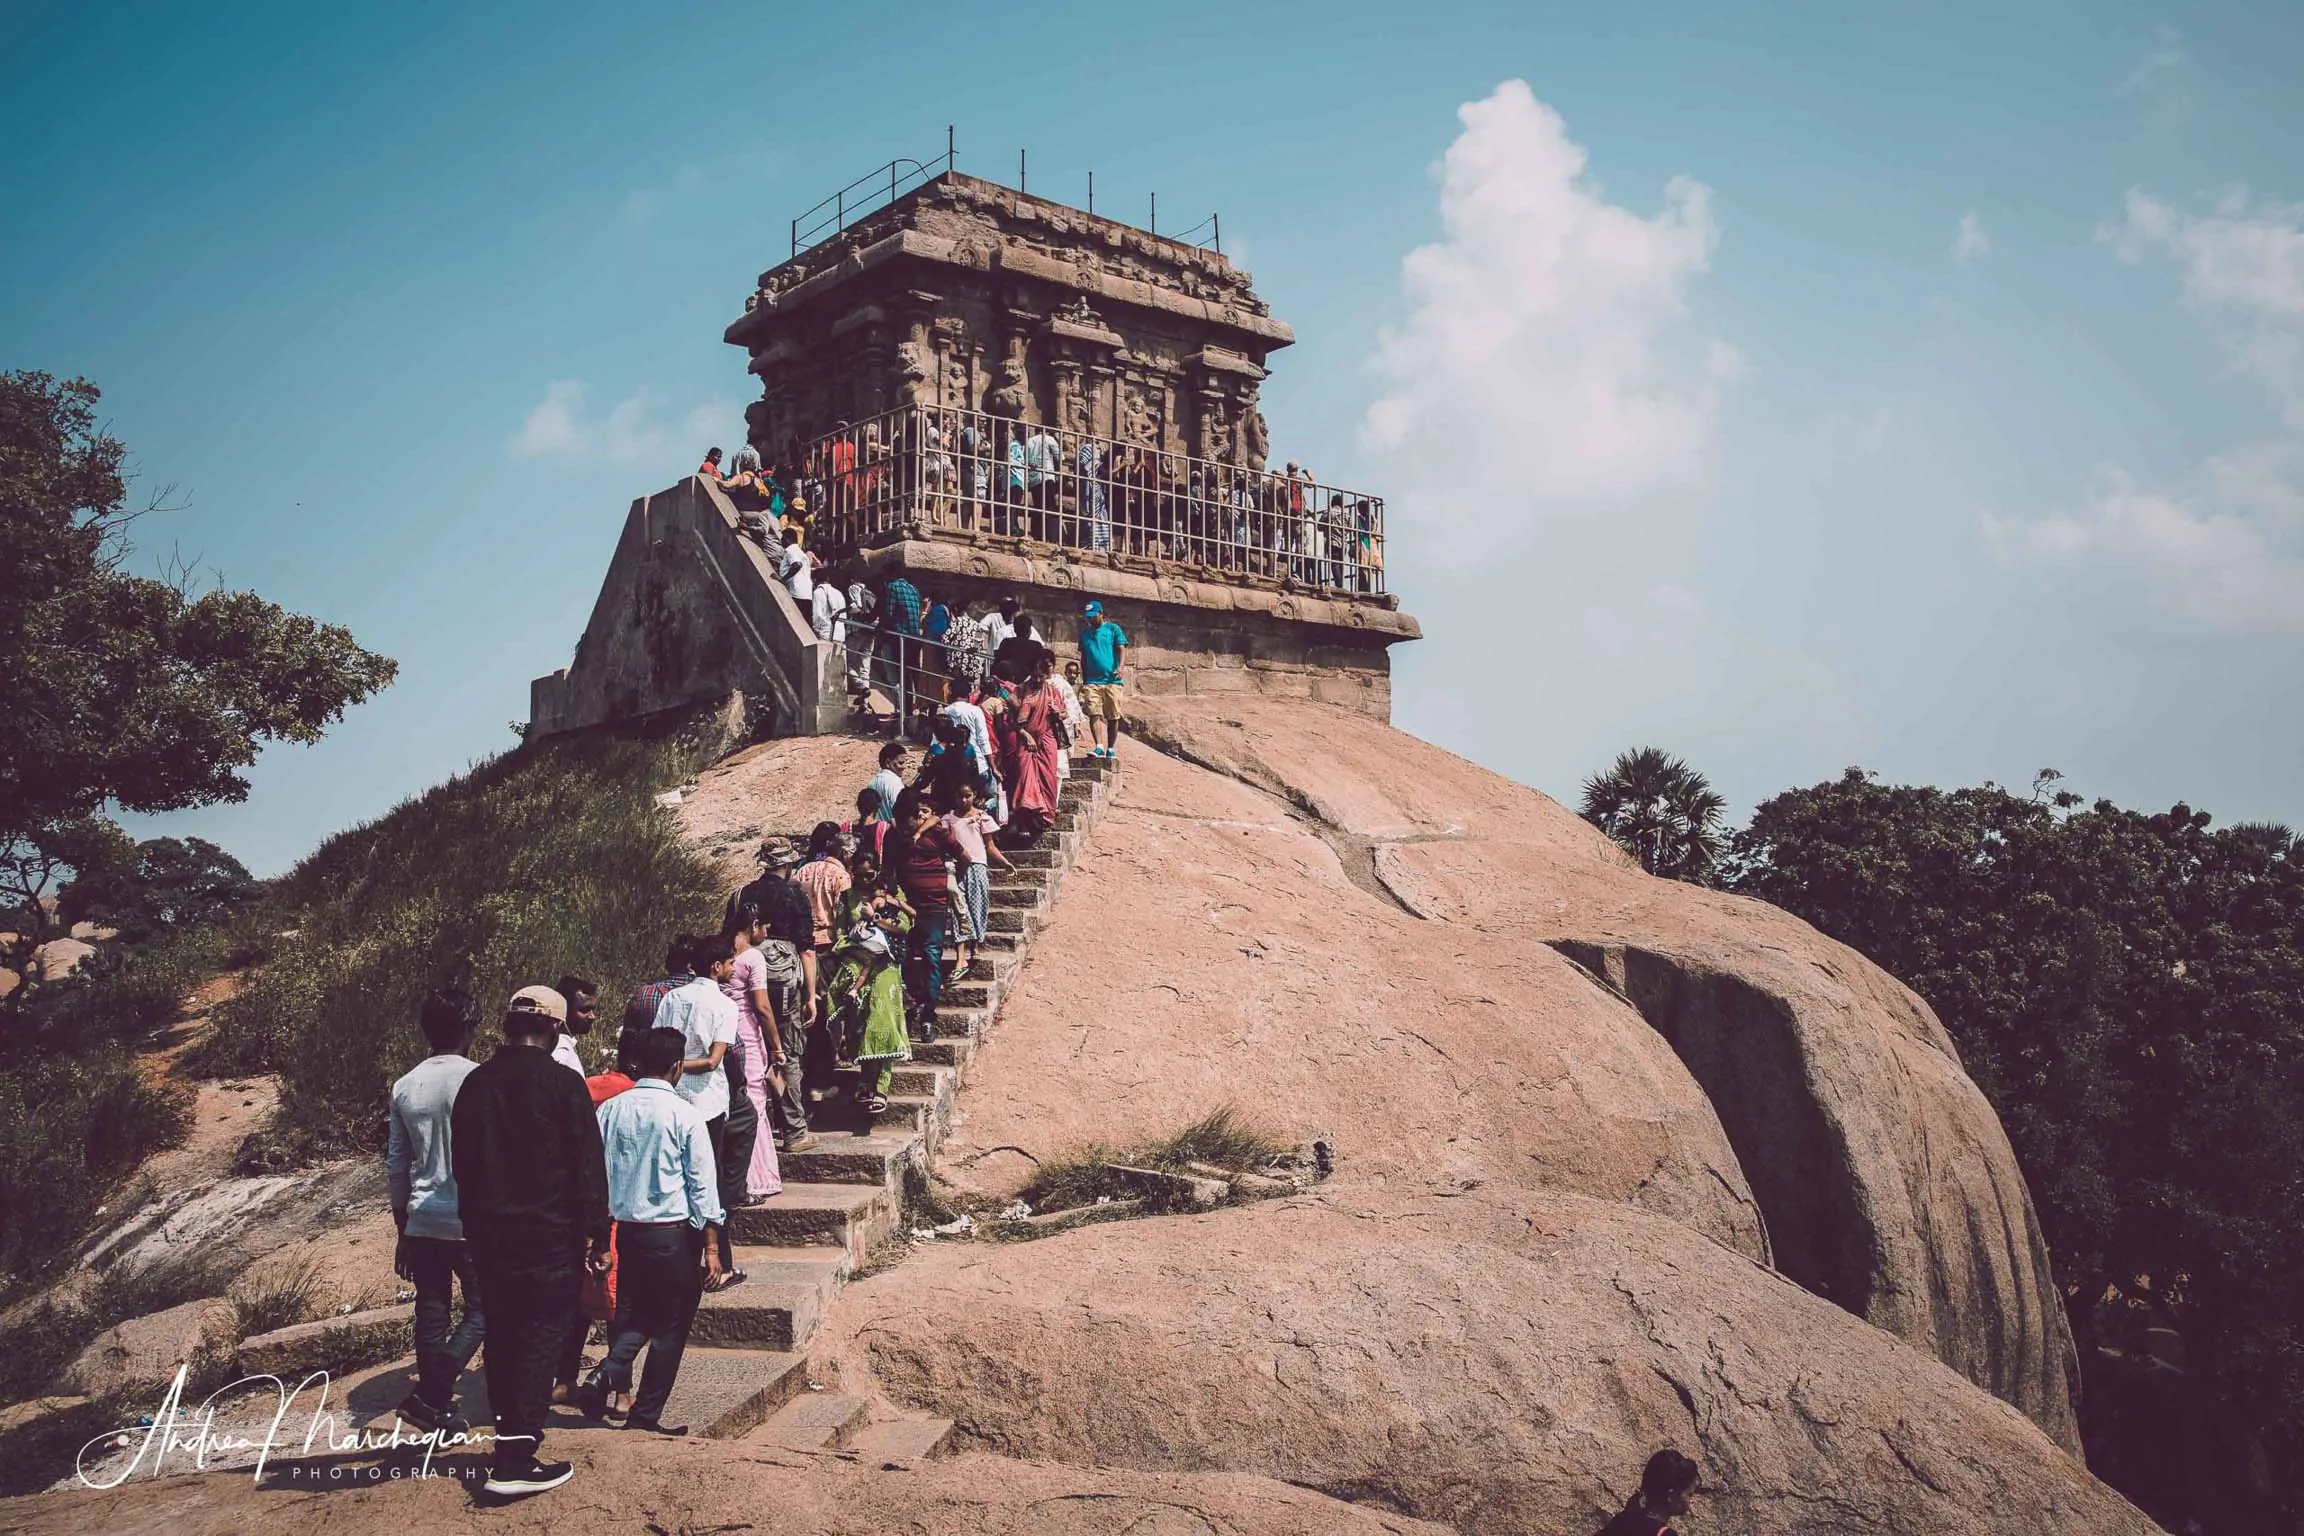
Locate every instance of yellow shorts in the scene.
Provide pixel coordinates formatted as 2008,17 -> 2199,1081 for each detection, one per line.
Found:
1082,682 -> 1124,723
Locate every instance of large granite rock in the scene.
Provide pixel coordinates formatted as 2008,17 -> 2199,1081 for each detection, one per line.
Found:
935,738 -> 1771,1263
61,1297 -> 238,1397
1112,697 -> 2082,1453
819,1189 -> 2147,1535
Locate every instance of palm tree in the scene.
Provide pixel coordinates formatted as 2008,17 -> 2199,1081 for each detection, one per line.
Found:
1579,747 -> 1729,883
2227,821 -> 2297,860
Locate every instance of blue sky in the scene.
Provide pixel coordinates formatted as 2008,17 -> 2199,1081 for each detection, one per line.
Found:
5,1 -> 2300,873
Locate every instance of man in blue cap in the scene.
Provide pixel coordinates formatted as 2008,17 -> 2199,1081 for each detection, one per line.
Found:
1077,600 -> 1128,760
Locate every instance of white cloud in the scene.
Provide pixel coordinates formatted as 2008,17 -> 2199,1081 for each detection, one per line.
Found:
1366,81 -> 1855,797
1361,79 -> 1734,559
510,380 -> 585,459
1988,466 -> 2304,633
509,381 -> 732,467
1997,190 -> 2304,631
1952,211 -> 1990,265
2104,188 -> 2304,422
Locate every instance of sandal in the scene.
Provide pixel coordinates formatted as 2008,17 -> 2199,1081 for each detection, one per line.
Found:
705,1269 -> 748,1294
865,1094 -> 889,1114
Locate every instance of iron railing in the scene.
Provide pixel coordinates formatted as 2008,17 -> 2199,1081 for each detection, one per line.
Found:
790,129 -> 957,258
759,406 -> 1387,598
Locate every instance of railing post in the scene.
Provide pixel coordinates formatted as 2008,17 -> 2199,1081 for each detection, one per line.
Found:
890,161 -> 897,205
1213,212 -> 1221,255
946,124 -> 954,177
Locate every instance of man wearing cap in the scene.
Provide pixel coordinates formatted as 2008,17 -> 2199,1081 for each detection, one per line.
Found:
728,840 -> 821,1153
449,985 -> 612,1499
1077,601 -> 1128,760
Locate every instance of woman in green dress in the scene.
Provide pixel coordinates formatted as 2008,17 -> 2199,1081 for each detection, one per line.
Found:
823,851 -> 914,1117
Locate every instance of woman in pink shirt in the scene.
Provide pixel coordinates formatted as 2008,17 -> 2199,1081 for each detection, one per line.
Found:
940,779 -> 1011,976
721,906 -> 783,1204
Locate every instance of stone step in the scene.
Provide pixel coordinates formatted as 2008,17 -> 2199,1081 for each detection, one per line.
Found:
888,1063 -> 951,1097
1004,848 -> 1063,870
956,951 -> 1021,984
989,885 -> 1045,912
991,869 -> 1054,891
847,1415 -> 958,1466
977,931 -> 1023,953
680,1346 -> 813,1440
910,1034 -> 977,1069
941,979 -> 995,1010
692,1246 -> 847,1350
729,1181 -> 895,1261
859,1092 -> 939,1136
934,1006 -> 991,1040
748,1389 -> 871,1452
780,1133 -> 916,1187
985,906 -> 1038,936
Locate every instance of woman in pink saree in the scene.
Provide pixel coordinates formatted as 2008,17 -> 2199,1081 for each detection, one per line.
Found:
999,651 -> 1064,838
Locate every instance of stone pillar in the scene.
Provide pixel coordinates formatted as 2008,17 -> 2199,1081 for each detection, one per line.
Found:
990,308 -> 1037,421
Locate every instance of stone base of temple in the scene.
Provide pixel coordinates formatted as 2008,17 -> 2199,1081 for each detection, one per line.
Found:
852,535 -> 1418,721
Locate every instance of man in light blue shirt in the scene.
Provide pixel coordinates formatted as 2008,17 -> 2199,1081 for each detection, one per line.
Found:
580,1028 -> 725,1435
385,988 -> 486,1435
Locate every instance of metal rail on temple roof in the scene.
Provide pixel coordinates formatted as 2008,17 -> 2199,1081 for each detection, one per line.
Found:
789,127 -> 957,259
1171,212 -> 1222,255
757,405 -> 1388,600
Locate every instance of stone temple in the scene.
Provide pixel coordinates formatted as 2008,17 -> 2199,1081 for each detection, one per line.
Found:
529,164 -> 1419,740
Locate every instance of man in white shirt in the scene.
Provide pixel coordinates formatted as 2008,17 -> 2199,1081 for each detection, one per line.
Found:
386,987 -> 486,1435
983,595 -> 1020,653
811,579 -> 846,645
654,933 -> 744,1288
779,529 -> 814,602
578,1027 -> 724,1434
1023,425 -> 1061,539
548,975 -> 597,1077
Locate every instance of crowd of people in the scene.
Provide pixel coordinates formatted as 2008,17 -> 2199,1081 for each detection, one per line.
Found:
696,411 -> 1387,597
377,598 -> 1128,1499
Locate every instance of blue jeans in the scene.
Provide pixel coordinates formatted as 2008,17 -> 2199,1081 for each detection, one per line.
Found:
905,908 -> 951,1018
401,1235 -> 485,1411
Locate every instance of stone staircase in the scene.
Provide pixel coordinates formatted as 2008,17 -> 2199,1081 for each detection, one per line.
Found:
649,748 -> 1125,1449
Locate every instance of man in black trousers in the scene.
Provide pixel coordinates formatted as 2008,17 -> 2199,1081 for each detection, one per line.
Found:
451,985 -> 611,1499
579,1027 -> 725,1433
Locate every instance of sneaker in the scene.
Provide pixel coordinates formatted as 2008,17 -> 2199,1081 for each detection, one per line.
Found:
783,1133 -> 818,1154
623,1417 -> 690,1437
395,1391 -> 447,1432
484,1460 -> 575,1498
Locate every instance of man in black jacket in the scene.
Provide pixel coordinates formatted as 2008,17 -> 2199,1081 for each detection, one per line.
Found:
451,985 -> 611,1499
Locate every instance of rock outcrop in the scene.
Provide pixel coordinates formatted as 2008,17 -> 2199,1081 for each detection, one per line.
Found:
60,1296 -> 237,1397
888,699 -> 2130,1531
1111,696 -> 2081,1453
821,1189 -> 2148,1535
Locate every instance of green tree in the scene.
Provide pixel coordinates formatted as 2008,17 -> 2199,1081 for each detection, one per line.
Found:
1578,746 -> 1728,882
0,371 -> 395,1008
1725,768 -> 2304,1532
58,835 -> 259,946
